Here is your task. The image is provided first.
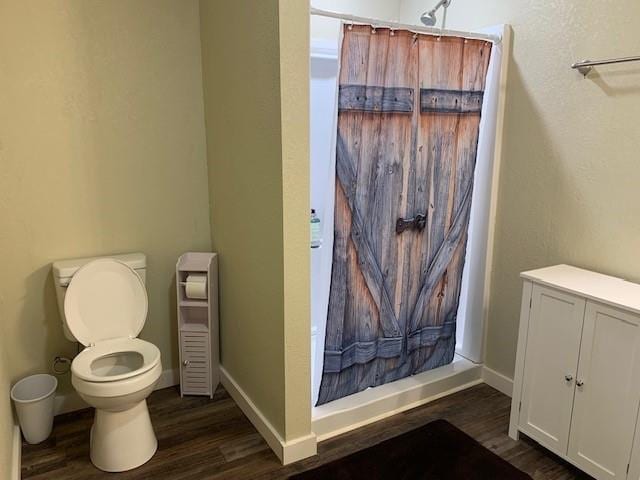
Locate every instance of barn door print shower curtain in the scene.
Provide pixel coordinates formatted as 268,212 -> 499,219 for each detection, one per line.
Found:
318,25 -> 491,405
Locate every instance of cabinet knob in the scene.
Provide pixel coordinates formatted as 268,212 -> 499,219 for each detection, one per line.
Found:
564,374 -> 573,383
183,360 -> 190,367
576,380 -> 584,387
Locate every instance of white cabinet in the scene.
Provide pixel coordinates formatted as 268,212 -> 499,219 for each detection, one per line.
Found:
510,265 -> 640,480
176,252 -> 219,398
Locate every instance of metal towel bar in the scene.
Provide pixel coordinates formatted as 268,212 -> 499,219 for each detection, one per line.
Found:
572,55 -> 640,77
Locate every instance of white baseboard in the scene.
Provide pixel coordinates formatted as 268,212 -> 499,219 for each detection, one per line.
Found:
54,368 -> 179,416
482,366 -> 514,397
312,356 -> 483,441
12,424 -> 21,480
281,432 -> 318,465
220,366 -> 317,465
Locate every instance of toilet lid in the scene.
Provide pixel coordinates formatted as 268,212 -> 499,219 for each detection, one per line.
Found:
64,258 -> 148,346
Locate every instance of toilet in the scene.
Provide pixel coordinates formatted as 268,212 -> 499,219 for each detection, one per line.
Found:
52,253 -> 162,472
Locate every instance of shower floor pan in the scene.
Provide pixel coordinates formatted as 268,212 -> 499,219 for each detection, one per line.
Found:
312,355 -> 482,441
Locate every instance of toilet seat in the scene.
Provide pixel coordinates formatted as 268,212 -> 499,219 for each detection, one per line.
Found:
64,258 -> 148,347
65,259 -> 159,383
72,338 -> 160,383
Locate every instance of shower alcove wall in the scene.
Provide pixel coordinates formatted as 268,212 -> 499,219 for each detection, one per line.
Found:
310,24 -> 510,440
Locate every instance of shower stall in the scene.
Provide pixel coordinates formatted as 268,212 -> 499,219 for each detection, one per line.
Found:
309,6 -> 509,438
310,39 -> 340,409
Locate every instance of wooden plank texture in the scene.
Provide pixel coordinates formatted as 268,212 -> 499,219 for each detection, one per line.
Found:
338,85 -> 414,113
320,26 -> 372,404
318,25 -> 492,404
420,89 -> 484,114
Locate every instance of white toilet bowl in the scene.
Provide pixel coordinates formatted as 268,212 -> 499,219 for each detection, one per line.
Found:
71,338 -> 162,471
62,258 -> 162,472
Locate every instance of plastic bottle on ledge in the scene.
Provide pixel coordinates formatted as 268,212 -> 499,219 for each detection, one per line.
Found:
310,209 -> 322,249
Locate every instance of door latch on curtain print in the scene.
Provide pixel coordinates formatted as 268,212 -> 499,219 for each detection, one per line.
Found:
395,214 -> 427,234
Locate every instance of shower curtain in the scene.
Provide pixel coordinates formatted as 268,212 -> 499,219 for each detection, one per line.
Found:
317,25 -> 492,405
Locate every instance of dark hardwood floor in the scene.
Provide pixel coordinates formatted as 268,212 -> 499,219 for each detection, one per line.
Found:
21,384 -> 591,479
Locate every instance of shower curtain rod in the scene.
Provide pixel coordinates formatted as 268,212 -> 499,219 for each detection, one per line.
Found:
310,7 -> 500,44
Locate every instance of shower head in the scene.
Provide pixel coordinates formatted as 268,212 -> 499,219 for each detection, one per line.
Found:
420,11 -> 437,26
420,0 -> 452,27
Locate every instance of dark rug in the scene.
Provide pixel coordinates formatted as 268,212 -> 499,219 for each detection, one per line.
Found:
290,419 -> 531,480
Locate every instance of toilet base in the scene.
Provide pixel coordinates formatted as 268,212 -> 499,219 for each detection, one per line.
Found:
90,400 -> 157,472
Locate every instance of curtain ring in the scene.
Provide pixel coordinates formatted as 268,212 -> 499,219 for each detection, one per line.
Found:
371,27 -> 377,34
347,22 -> 353,31
390,29 -> 395,36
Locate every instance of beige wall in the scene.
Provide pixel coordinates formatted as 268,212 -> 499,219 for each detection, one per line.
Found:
0,321 -> 15,480
311,0 -> 401,41
200,0 -> 311,441
279,0 -> 311,441
400,0 -> 640,377
0,0 -> 211,395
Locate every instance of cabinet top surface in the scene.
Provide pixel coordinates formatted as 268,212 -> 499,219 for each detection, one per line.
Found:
177,252 -> 217,272
521,264 -> 640,314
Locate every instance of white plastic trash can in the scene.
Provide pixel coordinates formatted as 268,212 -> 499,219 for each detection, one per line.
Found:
11,374 -> 57,444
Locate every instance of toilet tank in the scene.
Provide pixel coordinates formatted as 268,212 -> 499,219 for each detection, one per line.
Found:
52,253 -> 147,343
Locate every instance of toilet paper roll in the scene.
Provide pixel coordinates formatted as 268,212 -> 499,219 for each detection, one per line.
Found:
185,274 -> 208,300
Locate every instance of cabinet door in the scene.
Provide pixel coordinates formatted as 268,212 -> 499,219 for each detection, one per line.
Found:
180,331 -> 211,396
568,302 -> 640,480
519,285 -> 585,456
